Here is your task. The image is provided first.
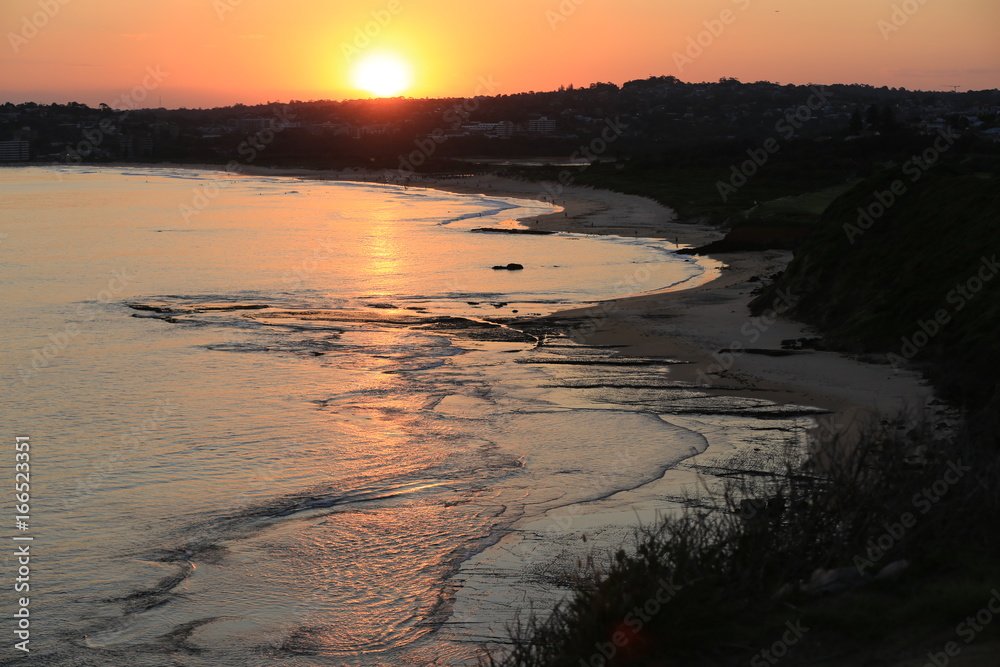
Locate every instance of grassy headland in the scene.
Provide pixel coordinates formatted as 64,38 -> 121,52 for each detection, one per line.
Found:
751,166 -> 1000,413
486,139 -> 1000,665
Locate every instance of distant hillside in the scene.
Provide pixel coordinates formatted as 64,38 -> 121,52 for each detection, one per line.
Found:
6,79 -> 999,165
752,165 -> 1000,408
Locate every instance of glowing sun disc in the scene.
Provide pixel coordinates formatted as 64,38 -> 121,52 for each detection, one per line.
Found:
351,54 -> 412,97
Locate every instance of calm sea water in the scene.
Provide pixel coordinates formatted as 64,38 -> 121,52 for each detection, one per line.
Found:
0,167 -> 813,666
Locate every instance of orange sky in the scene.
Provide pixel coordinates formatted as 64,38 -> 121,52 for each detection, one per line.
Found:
1,0 -> 997,108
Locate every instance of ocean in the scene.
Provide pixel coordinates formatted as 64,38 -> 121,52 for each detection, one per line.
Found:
0,166 -> 816,665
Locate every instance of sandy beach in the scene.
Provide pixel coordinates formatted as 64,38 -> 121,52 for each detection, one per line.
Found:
105,160 -> 940,433
183,162 -> 938,430
57,164 -> 961,661
424,173 -> 935,422
363,168 -> 949,653
386,169 -> 936,425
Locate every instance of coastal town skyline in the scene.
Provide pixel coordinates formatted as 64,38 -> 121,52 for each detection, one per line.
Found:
2,0 -> 998,109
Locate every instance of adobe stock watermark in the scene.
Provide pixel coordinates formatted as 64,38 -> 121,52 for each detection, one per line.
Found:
341,0 -> 404,62
579,577 -> 683,666
63,400 -> 177,507
179,105 -> 296,223
282,235 -> 339,288
922,588 -> 1000,667
545,0 -> 587,31
853,459 -> 970,574
7,0 -> 73,54
673,0 -> 751,73
64,65 -> 170,165
888,255 -> 998,371
692,284 -> 801,387
538,117 -> 628,203
565,259 -> 662,345
396,76 -> 501,175
750,619 -> 810,666
481,447 -> 642,619
213,0 -> 243,21
16,266 -> 137,384
542,447 -> 640,536
716,86 -> 832,202
843,128 -> 958,244
235,435 -> 308,504
804,415 -> 846,458
878,0 -> 932,41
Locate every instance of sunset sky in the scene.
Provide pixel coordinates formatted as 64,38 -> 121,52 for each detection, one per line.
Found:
1,0 -> 997,108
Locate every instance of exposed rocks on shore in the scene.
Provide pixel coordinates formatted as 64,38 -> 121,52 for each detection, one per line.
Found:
470,227 -> 554,235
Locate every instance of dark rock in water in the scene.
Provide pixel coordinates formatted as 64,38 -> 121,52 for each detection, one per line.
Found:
131,313 -> 181,323
743,348 -> 799,357
127,302 -> 269,314
471,227 -> 554,235
492,263 -> 525,271
414,316 -> 501,330
195,303 -> 269,312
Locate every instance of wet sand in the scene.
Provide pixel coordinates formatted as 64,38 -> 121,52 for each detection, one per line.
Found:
403,170 -> 937,427
177,162 -> 936,428
103,160 -> 939,438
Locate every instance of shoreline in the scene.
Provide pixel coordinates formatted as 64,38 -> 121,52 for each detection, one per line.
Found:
54,161 -> 937,424
407,171 -> 935,419
205,163 -> 941,454
328,166 -> 936,425
27,162 -> 953,661
396,168 -> 940,453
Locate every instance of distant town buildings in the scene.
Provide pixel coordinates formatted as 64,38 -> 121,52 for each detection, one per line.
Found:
1,80 -> 997,164
0,140 -> 30,161
237,117 -> 302,133
527,116 -> 556,134
238,118 -> 272,133
120,135 -> 153,159
460,120 -> 514,138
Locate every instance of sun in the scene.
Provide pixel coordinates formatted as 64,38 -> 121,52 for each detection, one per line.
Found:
351,53 -> 413,97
